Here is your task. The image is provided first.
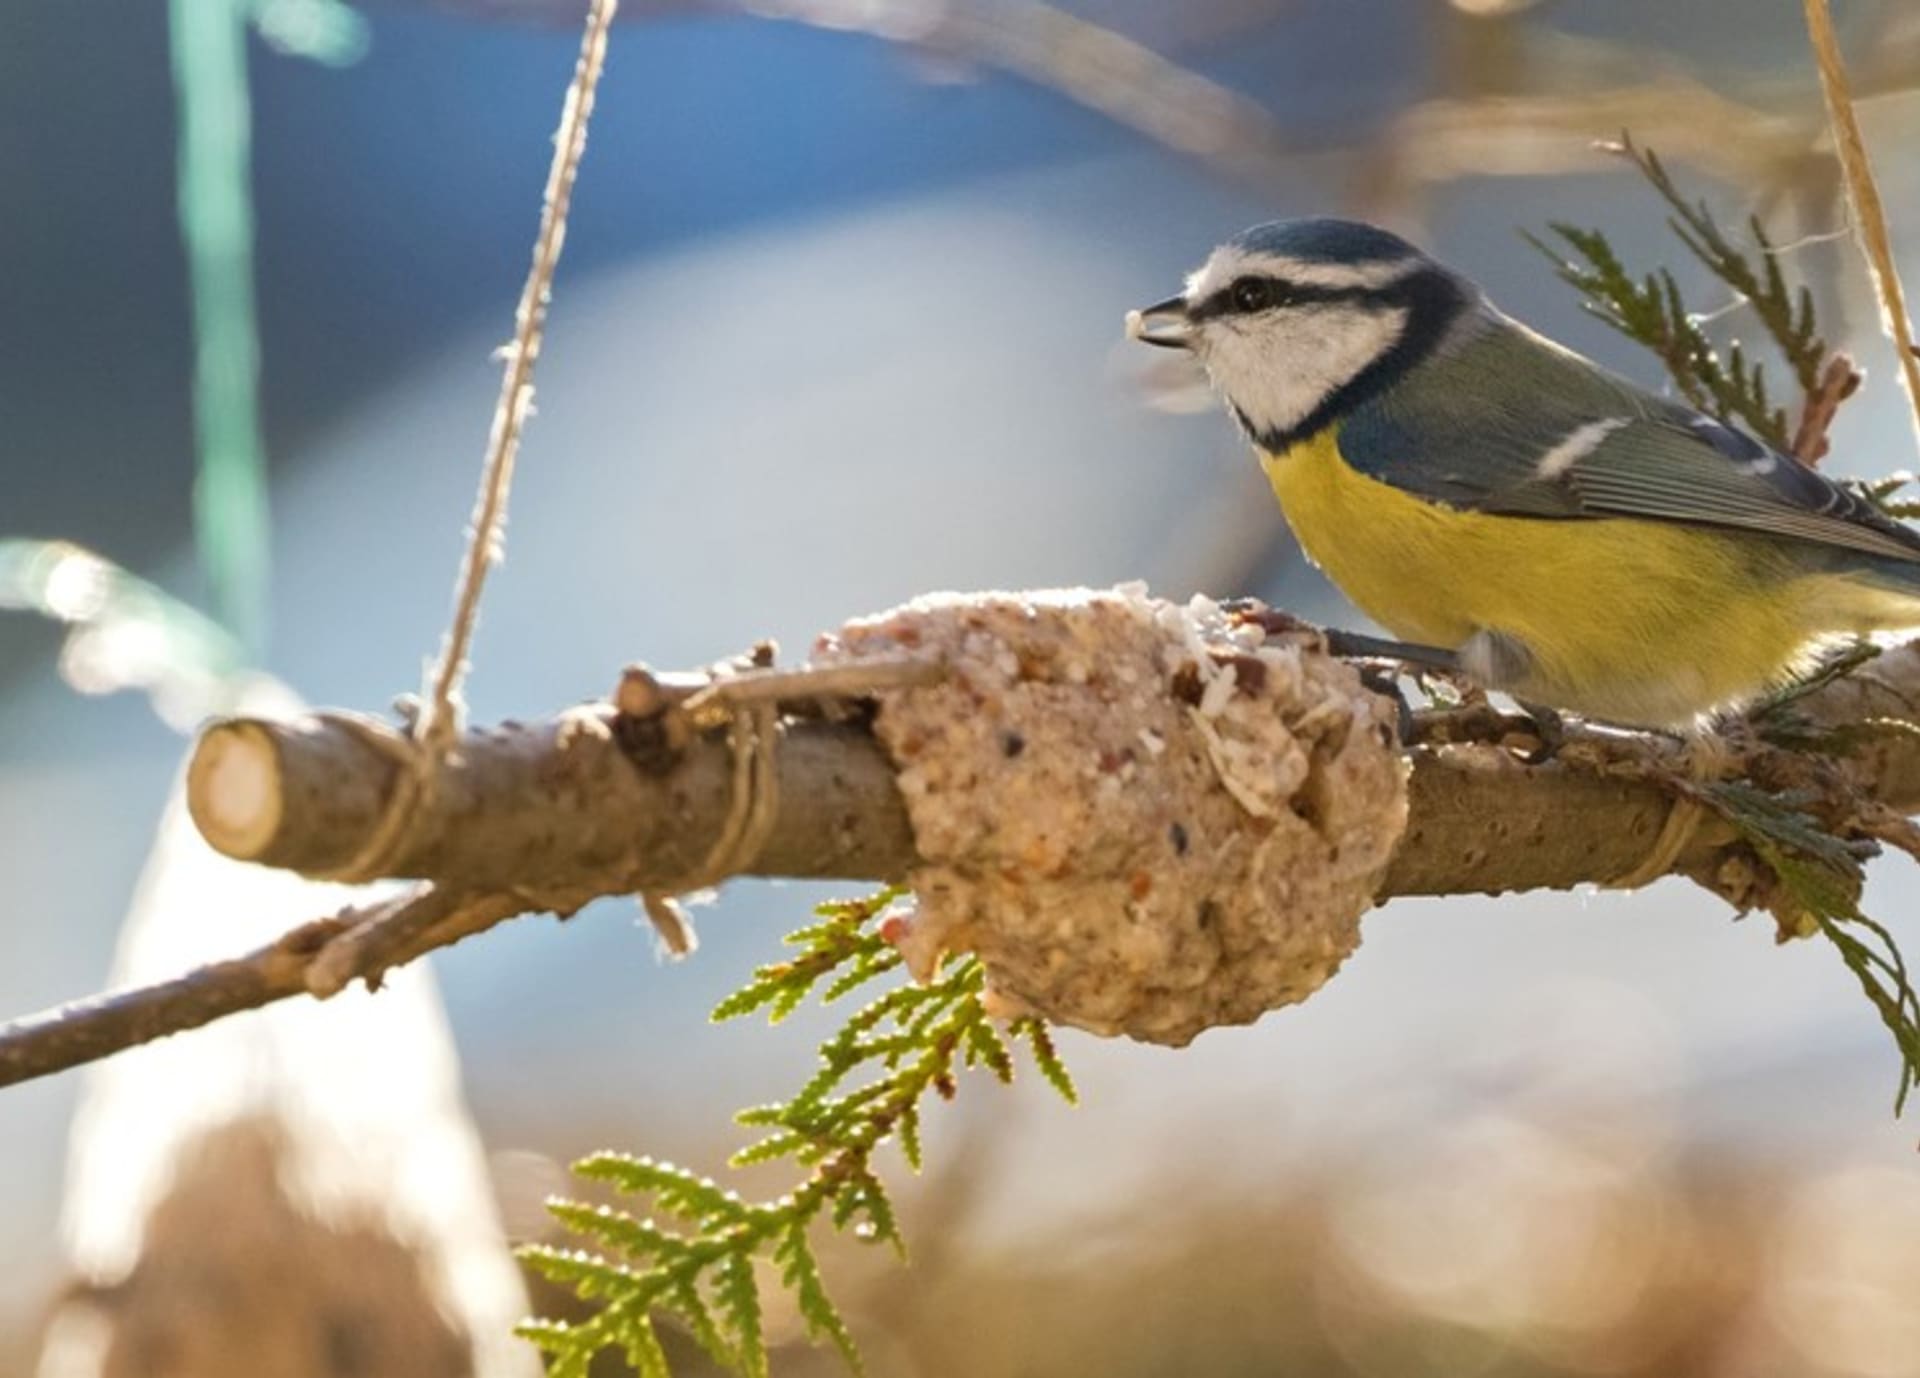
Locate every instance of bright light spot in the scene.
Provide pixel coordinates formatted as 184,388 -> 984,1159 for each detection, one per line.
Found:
59,618 -> 169,697
251,0 -> 370,67
41,548 -> 114,622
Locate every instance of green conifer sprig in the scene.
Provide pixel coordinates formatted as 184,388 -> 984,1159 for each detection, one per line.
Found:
523,886 -> 1076,1377
1524,133 -> 1835,453
1615,135 -> 1830,399
1746,639 -> 1884,731
1851,470 -> 1920,520
1701,780 -> 1920,1112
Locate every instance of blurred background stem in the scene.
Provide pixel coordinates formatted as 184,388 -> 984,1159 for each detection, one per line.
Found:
170,0 -> 271,660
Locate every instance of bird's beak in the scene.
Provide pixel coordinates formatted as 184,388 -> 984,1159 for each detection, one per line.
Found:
1125,295 -> 1193,350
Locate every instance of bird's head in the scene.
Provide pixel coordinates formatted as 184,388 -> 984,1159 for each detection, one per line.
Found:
1130,218 -> 1476,448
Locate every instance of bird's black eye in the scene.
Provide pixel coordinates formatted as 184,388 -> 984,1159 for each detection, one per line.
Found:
1231,276 -> 1278,313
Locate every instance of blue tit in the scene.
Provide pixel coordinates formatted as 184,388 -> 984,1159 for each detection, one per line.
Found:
1128,217 -> 1920,729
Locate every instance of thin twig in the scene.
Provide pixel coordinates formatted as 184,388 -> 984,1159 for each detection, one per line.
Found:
415,0 -> 619,756
304,884 -> 521,997
1804,0 -> 1920,462
679,655 -> 947,718
0,914 -> 353,1089
301,889 -> 452,998
925,0 -> 1296,184
0,888 -> 531,1089
1792,352 -> 1864,464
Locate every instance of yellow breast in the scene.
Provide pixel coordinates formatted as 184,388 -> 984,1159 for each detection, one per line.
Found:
1257,427 -> 1899,724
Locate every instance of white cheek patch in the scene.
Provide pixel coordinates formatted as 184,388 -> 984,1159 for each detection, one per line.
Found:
1199,305 -> 1409,439
1534,417 -> 1630,480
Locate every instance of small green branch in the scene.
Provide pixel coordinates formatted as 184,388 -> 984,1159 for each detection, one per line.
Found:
1618,135 -> 1831,399
1702,781 -> 1920,1112
525,887 -> 1076,1376
1525,132 -> 1839,455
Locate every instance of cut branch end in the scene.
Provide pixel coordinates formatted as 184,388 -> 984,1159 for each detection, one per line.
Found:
186,719 -> 285,861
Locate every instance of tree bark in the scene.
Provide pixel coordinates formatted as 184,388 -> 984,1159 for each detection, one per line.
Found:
185,642 -> 1920,903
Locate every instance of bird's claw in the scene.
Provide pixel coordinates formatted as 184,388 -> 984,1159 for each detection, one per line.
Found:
1221,598 -> 1322,641
1510,701 -> 1566,764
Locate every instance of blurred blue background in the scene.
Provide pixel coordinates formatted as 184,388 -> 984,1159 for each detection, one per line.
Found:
6,1 -> 1920,1373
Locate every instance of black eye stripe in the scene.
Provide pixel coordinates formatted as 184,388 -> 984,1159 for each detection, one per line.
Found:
1190,275 -> 1397,322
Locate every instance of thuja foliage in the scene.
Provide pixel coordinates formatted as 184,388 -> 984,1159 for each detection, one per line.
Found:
1531,136 -> 1920,1110
1854,469 -> 1920,523
1700,780 -> 1920,1112
1525,132 -> 1835,454
523,887 -> 1076,1377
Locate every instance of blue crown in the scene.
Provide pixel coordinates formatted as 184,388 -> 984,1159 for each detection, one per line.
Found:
1229,218 -> 1422,266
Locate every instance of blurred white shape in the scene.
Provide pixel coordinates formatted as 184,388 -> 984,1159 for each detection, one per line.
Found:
1317,989 -> 1689,1355
1114,339 -> 1218,415
34,1307 -> 111,1378
58,620 -> 172,699
746,0 -> 947,43
1765,1165 -> 1920,1377
1458,978 -> 1684,1171
1325,1109 -> 1666,1337
488,1147 -> 570,1244
40,680 -> 537,1378
251,0 -> 371,66
39,548 -> 114,623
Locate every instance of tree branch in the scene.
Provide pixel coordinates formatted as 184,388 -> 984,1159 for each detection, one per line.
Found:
405,0 -> 1920,211
7,632 -> 1920,1090
183,707 -> 917,891
0,889 -> 534,1089
183,640 -> 1920,905
0,917 -> 347,1089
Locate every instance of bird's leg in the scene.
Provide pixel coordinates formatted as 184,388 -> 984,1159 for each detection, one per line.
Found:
1219,599 -> 1462,673
1220,601 -> 1460,746
1357,664 -> 1417,745
1321,629 -> 1462,674
1309,625 -> 1471,748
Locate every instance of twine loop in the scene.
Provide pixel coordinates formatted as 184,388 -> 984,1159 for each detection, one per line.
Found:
1608,735 -> 1731,890
309,710 -> 444,886
640,692 -> 783,956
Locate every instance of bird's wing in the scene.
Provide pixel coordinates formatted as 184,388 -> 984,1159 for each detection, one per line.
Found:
1337,318 -> 1920,564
